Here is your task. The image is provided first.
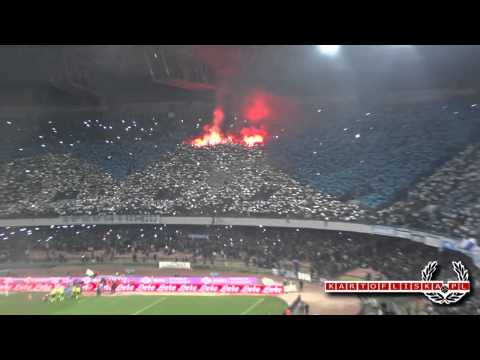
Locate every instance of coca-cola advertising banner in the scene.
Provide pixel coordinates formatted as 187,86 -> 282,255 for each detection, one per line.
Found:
0,276 -> 284,295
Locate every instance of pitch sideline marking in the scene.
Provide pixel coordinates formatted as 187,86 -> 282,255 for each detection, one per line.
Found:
131,297 -> 167,315
240,298 -> 265,315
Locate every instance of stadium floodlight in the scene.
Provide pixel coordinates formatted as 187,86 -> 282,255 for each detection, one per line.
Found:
317,45 -> 341,57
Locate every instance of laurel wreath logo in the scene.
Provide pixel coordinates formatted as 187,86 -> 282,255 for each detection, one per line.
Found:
421,261 -> 469,304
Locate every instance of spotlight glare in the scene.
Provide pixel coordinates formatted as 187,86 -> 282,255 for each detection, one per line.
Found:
317,45 -> 341,56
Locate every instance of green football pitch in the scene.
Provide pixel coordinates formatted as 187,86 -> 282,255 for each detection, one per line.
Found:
0,293 -> 287,315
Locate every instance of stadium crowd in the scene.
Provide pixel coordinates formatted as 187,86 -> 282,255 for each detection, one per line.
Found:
374,143 -> 480,240
0,98 -> 479,240
0,224 -> 478,315
1,98 -> 480,315
268,100 -> 480,208
0,144 -> 364,221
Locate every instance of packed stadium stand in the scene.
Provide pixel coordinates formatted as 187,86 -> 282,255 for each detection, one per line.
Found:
3,45 -> 480,316
268,99 -> 480,209
375,142 -> 480,237
1,98 -> 480,238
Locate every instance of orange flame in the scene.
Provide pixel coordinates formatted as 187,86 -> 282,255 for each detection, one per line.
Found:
240,127 -> 267,147
192,128 -> 228,147
189,107 -> 268,148
243,134 -> 264,147
190,127 -> 266,148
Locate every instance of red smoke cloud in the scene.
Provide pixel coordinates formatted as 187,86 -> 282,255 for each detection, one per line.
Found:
241,89 -> 299,124
187,46 -> 300,148
244,94 -> 271,122
188,89 -> 299,148
212,107 -> 225,128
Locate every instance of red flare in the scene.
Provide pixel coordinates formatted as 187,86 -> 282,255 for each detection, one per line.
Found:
240,127 -> 267,147
191,131 -> 223,147
189,105 -> 269,148
190,126 -> 267,148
